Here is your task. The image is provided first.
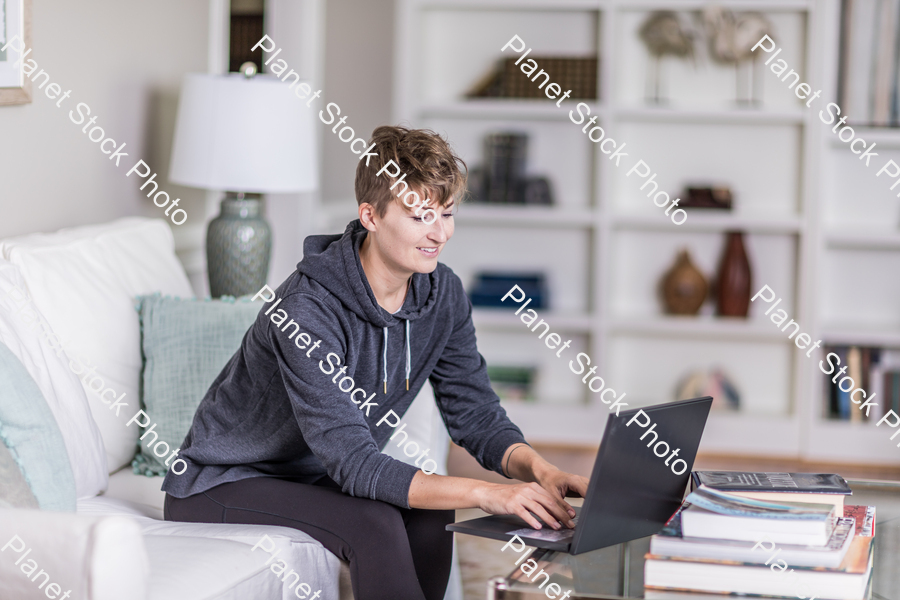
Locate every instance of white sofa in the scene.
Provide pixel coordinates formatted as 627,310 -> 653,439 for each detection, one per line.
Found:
0,218 -> 460,600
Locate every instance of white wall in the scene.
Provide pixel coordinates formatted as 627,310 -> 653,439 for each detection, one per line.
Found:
0,0 -> 394,290
0,0 -> 208,239
320,0 -> 394,208
264,0 -> 325,287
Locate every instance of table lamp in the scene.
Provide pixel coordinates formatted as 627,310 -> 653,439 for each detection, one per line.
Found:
169,64 -> 317,297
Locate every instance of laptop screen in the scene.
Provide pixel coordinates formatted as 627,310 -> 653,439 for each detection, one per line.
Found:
570,396 -> 712,554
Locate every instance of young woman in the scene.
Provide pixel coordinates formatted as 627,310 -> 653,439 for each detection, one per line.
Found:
162,126 -> 589,600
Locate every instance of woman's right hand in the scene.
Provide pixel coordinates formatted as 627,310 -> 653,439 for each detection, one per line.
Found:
474,481 -> 577,530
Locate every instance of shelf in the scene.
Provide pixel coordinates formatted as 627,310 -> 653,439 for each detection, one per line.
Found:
615,106 -> 807,126
501,402 -> 610,446
611,212 -> 803,234
456,205 -> 597,227
503,404 -> 802,452
419,100 -> 599,122
701,412 -> 801,456
617,1 -> 811,11
806,420 -> 900,465
829,127 -> 900,150
417,0 -> 810,9
609,315 -> 789,342
821,323 -> 900,348
825,230 -> 900,251
417,0 -> 601,10
472,308 -> 595,332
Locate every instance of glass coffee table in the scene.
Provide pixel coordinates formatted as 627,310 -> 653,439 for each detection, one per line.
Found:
489,480 -> 900,600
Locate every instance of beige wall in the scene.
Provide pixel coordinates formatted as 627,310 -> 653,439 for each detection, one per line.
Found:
0,0 -> 208,239
0,0 -> 394,280
320,0 -> 394,205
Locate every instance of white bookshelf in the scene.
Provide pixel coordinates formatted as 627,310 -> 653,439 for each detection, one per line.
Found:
392,0 -> 899,465
807,0 -> 900,465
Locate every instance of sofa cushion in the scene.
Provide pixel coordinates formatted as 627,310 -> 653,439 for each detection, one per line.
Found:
0,341 -> 76,511
0,218 -> 195,473
105,466 -> 168,520
134,294 -> 261,475
0,437 -> 39,509
0,261 -> 108,499
78,496 -> 345,600
143,536 -> 282,600
0,507 -> 148,600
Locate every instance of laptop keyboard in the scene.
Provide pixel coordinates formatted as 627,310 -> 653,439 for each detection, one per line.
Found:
505,515 -> 579,542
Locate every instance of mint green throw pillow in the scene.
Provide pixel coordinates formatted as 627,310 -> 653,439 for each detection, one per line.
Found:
134,295 -> 261,475
0,438 -> 39,509
0,341 -> 76,511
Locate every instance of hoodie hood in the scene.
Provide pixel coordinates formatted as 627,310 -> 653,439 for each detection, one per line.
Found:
296,220 -> 441,328
296,219 -> 445,394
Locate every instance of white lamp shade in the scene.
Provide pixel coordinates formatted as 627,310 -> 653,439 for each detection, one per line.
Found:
169,73 -> 318,193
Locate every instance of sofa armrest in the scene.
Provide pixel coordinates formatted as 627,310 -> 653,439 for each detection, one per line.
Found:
0,508 -> 149,600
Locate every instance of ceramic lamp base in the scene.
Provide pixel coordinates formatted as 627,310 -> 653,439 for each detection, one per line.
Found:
206,194 -> 271,298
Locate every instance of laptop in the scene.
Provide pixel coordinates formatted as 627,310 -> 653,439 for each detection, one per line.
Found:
447,396 -> 713,555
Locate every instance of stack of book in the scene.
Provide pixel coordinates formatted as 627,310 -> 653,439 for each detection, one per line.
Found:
644,472 -> 876,599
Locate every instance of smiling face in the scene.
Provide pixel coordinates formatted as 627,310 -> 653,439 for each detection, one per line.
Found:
354,126 -> 466,294
359,193 -> 456,277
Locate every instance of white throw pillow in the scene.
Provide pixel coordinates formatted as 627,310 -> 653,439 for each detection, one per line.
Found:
0,261 -> 108,499
0,218 -> 194,472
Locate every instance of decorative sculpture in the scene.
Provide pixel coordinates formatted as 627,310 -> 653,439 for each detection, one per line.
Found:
639,11 -> 696,104
701,6 -> 773,104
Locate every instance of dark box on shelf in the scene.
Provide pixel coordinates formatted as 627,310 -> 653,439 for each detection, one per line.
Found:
469,272 -> 547,309
467,56 -> 598,100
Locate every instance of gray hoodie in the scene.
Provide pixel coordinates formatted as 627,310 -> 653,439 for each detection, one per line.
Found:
162,220 -> 526,508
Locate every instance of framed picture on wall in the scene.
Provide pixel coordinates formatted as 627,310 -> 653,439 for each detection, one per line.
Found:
0,0 -> 32,106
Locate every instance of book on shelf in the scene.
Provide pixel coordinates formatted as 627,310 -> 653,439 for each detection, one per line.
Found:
681,488 -> 838,546
823,345 -> 900,421
848,347 -> 863,423
691,471 -> 852,511
838,0 -> 900,127
645,495 -> 876,600
486,365 -> 537,403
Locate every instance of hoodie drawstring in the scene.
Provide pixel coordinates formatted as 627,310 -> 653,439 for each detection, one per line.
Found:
405,320 -> 411,391
382,321 -> 412,394
382,326 -> 388,394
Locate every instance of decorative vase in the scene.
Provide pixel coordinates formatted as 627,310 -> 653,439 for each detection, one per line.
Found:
716,230 -> 752,317
206,194 -> 271,298
661,249 -> 708,315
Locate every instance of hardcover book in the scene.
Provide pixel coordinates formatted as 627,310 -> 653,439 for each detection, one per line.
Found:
692,472 -> 852,494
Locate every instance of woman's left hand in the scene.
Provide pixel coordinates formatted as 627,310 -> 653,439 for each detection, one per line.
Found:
536,468 -> 590,505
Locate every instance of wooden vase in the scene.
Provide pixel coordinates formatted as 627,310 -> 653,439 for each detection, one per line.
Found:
661,249 -> 708,315
716,231 -> 752,317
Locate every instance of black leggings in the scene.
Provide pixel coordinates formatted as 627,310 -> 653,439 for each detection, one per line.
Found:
164,476 -> 454,600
